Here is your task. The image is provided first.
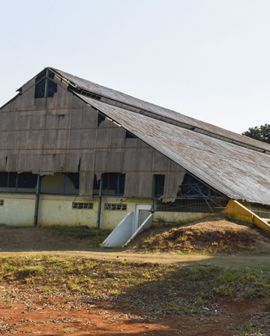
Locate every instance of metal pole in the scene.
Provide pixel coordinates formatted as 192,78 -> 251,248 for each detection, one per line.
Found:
34,175 -> 41,226
97,178 -> 103,230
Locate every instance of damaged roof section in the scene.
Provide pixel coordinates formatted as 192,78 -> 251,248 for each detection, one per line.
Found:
52,67 -> 270,154
75,94 -> 270,206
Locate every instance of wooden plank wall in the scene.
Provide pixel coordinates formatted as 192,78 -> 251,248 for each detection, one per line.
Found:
0,76 -> 185,200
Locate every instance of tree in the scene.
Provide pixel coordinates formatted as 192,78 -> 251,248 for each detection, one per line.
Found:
243,124 -> 270,144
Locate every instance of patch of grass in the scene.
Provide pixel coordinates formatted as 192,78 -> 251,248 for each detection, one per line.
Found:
16,265 -> 45,280
0,256 -> 269,316
214,268 -> 270,299
236,321 -> 266,336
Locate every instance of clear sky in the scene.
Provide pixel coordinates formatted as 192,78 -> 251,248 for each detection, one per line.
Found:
1,0 -> 270,133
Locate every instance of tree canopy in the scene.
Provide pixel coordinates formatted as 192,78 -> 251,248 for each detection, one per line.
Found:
242,124 -> 270,144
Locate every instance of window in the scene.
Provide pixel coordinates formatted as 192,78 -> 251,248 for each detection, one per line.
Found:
93,173 -> 125,196
0,200 -> 4,206
34,69 -> 57,99
177,174 -> 221,199
72,202 -> 93,209
104,203 -> 127,211
98,113 -> 106,127
41,173 -> 79,195
17,173 -> 38,188
66,173 -> 79,190
0,172 -> 37,192
101,173 -> 125,196
153,174 -> 165,197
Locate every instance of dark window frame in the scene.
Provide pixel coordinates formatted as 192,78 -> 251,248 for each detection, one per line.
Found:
34,69 -> 57,99
153,174 -> 165,198
177,174 -> 222,199
0,172 -> 38,193
94,173 -> 125,196
40,172 -> 79,195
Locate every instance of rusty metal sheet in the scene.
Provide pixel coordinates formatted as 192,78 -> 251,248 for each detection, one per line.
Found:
77,94 -> 270,206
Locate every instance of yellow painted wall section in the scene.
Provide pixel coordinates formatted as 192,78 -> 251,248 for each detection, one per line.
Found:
100,197 -> 152,229
39,196 -> 152,229
0,193 -> 35,226
0,193 -> 216,229
38,195 -> 98,227
225,200 -> 270,233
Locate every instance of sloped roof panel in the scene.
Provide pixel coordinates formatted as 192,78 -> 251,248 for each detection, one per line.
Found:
76,93 -> 270,206
53,67 -> 270,153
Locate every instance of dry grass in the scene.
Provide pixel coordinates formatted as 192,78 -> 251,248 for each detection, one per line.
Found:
131,216 -> 270,254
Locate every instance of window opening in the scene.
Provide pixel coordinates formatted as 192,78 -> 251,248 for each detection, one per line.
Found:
153,174 -> 165,198
41,173 -> 79,195
104,203 -> 127,211
102,173 -> 125,196
65,173 -> 79,190
177,174 -> 222,199
93,173 -> 125,196
0,172 -> 38,192
72,202 -> 93,209
98,113 -> 106,127
17,173 -> 38,188
34,69 -> 57,99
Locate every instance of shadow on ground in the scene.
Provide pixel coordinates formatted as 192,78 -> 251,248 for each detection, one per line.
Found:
0,225 -> 113,252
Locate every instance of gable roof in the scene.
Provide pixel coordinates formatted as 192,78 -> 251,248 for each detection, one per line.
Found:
49,67 -> 270,205
6,66 -> 270,205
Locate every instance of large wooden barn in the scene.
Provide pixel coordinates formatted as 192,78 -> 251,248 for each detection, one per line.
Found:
1,67 -> 270,243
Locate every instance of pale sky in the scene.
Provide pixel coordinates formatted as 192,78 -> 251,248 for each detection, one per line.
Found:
1,0 -> 270,133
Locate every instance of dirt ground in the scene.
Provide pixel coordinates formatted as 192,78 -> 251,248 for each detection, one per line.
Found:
0,220 -> 269,335
0,254 -> 268,336
0,298 -> 266,336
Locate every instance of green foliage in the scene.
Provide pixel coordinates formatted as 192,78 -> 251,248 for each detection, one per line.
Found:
16,265 -> 44,280
243,124 -> 270,143
214,268 -> 270,299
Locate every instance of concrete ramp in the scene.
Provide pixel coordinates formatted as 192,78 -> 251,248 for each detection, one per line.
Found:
225,200 -> 270,234
101,206 -> 153,248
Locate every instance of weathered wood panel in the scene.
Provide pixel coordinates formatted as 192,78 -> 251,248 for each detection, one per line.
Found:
0,75 -> 186,198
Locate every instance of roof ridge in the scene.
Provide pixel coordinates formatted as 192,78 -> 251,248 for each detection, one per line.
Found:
50,67 -> 270,155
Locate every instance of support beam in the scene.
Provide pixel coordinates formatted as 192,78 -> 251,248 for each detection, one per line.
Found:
97,178 -> 103,230
34,175 -> 41,226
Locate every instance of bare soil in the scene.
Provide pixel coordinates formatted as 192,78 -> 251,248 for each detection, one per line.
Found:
0,225 -> 109,252
132,216 -> 270,254
0,297 -> 267,336
0,255 -> 269,335
0,219 -> 269,335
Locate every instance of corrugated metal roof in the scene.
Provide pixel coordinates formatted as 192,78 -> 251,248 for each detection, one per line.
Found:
52,67 -> 270,154
75,93 -> 270,206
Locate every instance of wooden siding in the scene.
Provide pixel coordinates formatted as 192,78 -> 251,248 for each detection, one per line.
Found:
0,75 -> 185,199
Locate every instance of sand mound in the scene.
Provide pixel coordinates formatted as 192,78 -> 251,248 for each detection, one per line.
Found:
133,217 -> 270,254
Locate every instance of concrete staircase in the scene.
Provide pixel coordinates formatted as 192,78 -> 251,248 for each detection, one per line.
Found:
101,210 -> 153,248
